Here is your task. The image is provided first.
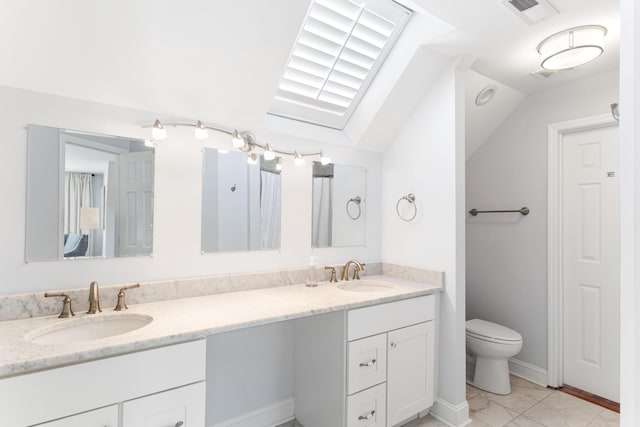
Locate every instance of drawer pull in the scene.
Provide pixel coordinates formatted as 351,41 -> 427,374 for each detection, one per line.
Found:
390,342 -> 397,348
359,358 -> 376,367
359,410 -> 376,420
175,422 -> 184,427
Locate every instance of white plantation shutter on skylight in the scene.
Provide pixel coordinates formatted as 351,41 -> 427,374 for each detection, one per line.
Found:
269,0 -> 411,129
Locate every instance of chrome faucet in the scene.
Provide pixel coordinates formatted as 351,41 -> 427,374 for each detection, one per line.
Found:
87,281 -> 102,314
341,260 -> 365,281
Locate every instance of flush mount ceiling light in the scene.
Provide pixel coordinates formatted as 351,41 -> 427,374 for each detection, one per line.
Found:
475,84 -> 498,106
537,25 -> 607,71
143,119 -> 330,168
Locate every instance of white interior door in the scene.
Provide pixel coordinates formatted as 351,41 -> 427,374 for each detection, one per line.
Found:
562,125 -> 619,402
118,151 -> 154,256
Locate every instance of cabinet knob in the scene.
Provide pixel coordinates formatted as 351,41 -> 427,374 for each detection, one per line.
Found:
359,358 -> 376,367
175,422 -> 184,427
358,410 -> 375,420
390,342 -> 397,348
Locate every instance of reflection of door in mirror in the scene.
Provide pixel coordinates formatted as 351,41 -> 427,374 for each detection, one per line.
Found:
25,125 -> 155,262
312,162 -> 366,248
201,148 -> 281,253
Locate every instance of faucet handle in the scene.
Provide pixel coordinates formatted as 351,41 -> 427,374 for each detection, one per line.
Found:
114,283 -> 140,311
44,292 -> 75,318
324,266 -> 338,283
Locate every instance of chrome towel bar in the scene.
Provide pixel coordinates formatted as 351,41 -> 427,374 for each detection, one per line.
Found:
468,207 -> 530,216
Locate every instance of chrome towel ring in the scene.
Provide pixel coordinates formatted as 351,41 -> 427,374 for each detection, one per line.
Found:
396,193 -> 417,222
346,196 -> 362,220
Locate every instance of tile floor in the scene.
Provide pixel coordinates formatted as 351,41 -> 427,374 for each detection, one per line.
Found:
414,376 -> 619,427
278,376 -> 619,427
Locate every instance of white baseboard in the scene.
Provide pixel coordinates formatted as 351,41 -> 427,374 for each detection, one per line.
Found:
430,398 -> 471,427
210,397 -> 294,427
509,358 -> 548,387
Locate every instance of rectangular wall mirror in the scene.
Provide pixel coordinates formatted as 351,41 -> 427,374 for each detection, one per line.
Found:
25,125 -> 155,261
312,162 -> 366,248
201,148 -> 281,253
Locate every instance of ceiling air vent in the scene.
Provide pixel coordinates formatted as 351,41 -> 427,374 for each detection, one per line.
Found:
509,0 -> 538,12
501,0 -> 557,25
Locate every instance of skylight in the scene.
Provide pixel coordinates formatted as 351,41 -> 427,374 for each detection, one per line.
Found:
268,0 -> 411,130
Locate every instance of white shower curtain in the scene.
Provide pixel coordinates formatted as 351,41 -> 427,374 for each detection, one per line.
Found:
312,177 -> 332,247
64,172 -> 94,255
260,171 -> 281,249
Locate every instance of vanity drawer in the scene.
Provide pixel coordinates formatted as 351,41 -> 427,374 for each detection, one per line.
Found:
348,295 -> 435,340
347,333 -> 387,395
346,383 -> 386,427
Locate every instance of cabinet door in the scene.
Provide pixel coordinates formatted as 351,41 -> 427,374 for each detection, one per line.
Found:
387,322 -> 435,427
33,405 -> 118,427
122,382 -> 205,427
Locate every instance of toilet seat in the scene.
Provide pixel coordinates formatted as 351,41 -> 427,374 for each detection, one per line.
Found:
466,319 -> 522,344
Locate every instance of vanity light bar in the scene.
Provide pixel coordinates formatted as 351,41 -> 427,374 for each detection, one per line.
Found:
143,119 -> 331,167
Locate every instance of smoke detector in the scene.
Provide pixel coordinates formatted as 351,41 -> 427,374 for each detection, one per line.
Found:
501,0 -> 558,25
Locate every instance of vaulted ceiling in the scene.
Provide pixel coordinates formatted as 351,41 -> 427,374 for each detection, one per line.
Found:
0,0 -> 620,153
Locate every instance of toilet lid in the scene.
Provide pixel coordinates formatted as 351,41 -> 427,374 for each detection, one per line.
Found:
466,319 -> 522,342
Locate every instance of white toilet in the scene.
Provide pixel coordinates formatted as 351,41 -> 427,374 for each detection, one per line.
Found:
466,319 -> 523,395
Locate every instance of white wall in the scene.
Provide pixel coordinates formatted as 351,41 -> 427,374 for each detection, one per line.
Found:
382,58 -> 468,422
466,70 -> 619,371
0,84 -> 382,294
619,0 -> 640,424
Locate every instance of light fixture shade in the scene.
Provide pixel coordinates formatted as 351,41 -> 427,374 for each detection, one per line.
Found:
276,157 -> 283,171
247,152 -> 258,165
538,25 -> 606,71
320,151 -> 331,166
151,119 -> 167,140
232,130 -> 245,148
294,151 -> 305,167
194,120 -> 208,140
263,144 -> 276,161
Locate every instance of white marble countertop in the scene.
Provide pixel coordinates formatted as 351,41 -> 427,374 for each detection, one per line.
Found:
0,275 -> 442,379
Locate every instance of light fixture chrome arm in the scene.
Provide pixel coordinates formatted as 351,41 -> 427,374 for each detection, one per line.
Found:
142,119 -> 332,165
141,121 -> 233,136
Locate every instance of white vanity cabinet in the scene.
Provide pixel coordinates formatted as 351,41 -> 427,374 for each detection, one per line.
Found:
33,405 -> 119,427
348,295 -> 436,427
295,294 -> 437,427
1,340 -> 205,427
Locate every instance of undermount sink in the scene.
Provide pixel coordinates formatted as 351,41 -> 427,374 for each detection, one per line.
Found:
26,313 -> 153,345
337,280 -> 394,292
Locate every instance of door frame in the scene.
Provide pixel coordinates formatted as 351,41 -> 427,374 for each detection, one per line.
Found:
547,113 -> 618,387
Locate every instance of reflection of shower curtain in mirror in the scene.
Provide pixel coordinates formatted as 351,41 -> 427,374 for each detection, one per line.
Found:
260,171 -> 281,249
312,177 -> 332,247
64,172 -> 93,255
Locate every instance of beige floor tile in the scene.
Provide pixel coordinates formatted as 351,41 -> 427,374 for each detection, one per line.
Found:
416,414 -> 449,426
587,409 -> 620,426
469,416 -> 494,426
510,376 -> 554,401
523,391 -> 604,427
487,391 -> 539,414
467,383 -> 484,399
505,415 -> 546,426
469,394 -> 520,427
